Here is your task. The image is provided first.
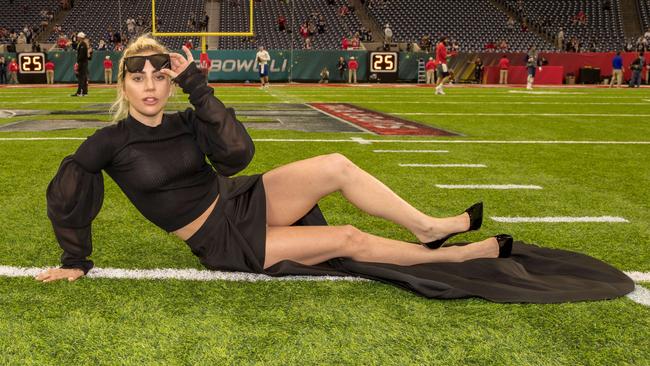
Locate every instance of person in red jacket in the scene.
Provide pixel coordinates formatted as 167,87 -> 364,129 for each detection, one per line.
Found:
341,36 -> 349,50
425,57 -> 436,84
348,56 -> 358,83
199,52 -> 211,79
498,55 -> 510,84
45,59 -> 55,84
8,58 -> 18,84
434,37 -> 450,95
103,56 -> 113,84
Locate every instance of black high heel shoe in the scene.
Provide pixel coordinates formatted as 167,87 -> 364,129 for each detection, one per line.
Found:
494,234 -> 513,258
423,202 -> 483,249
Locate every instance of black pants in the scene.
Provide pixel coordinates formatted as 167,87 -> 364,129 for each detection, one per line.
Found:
0,70 -> 6,84
76,64 -> 88,95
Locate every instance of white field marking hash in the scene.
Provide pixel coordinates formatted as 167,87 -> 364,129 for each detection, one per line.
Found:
490,216 -> 629,223
399,163 -> 487,168
392,112 -> 650,117
373,150 -> 449,153
435,184 -> 543,190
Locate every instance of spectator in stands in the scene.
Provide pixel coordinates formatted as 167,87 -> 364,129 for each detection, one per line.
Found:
645,28 -> 650,40
434,37 -> 451,95
348,56 -> 358,84
474,57 -> 484,84
337,56 -> 347,82
184,39 -> 194,50
384,24 -> 393,43
341,36 -> 349,50
104,56 -> 113,84
136,16 -> 145,34
498,39 -> 508,51
300,23 -> 309,40
16,32 -> 26,44
318,16 -> 326,34
8,58 -> 18,84
0,56 -> 6,84
351,34 -> 361,49
425,57 -> 436,84
609,52 -> 623,88
557,28 -> 564,50
305,37 -> 312,50
57,34 -> 68,50
339,4 -> 349,17
278,15 -> 287,32
629,53 -> 643,88
202,12 -> 209,31
256,46 -> 271,89
484,40 -> 495,52
498,55 -> 510,84
98,39 -> 107,51
45,58 -> 55,84
506,16 -> 515,30
319,67 -> 329,83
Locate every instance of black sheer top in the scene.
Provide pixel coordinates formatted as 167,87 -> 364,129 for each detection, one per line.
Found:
46,62 -> 255,274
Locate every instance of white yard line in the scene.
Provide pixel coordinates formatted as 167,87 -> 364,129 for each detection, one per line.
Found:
373,150 -> 449,153
435,184 -> 542,190
1,137 -> 650,145
0,264 -> 647,306
393,112 -> 650,117
399,163 -> 487,168
490,216 -> 629,223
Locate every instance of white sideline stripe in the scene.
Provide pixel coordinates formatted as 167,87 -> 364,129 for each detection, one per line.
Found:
490,216 -> 629,223
626,271 -> 650,282
374,150 -> 449,153
0,265 -> 366,282
627,286 -> 650,306
400,163 -> 487,168
393,112 -> 650,117
436,184 -> 542,190
1,137 -> 650,145
0,264 -> 647,306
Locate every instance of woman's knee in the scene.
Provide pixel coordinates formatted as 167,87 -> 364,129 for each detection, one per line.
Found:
321,153 -> 357,184
338,224 -> 369,257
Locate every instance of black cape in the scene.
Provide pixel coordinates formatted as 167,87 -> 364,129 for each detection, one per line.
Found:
264,205 -> 634,303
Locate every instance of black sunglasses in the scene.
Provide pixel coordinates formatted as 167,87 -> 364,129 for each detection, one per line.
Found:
123,54 -> 171,74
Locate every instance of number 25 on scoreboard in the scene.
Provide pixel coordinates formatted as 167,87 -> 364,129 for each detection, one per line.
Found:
18,53 -> 46,74
370,52 -> 398,73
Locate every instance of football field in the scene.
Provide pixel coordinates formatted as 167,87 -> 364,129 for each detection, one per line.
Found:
1,84 -> 649,365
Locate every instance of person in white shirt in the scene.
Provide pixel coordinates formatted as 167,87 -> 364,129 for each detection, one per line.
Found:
256,46 -> 271,88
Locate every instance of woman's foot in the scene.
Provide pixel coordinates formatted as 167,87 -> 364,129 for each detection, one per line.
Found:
460,234 -> 513,261
416,202 -> 483,248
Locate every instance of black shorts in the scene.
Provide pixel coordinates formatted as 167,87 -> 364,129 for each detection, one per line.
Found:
436,63 -> 449,77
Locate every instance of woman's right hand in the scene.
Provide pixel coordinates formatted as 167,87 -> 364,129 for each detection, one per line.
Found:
35,268 -> 84,283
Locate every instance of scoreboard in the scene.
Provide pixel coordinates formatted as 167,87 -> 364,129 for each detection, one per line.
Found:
368,51 -> 398,83
17,52 -> 47,83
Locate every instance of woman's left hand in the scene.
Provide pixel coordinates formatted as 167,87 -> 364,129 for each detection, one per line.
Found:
160,45 -> 194,79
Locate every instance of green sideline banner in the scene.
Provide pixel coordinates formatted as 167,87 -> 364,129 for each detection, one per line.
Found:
1,50 -> 435,82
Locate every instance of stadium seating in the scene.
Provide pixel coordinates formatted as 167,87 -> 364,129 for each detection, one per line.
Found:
639,0 -> 650,33
218,0 -> 364,50
500,0 -> 624,51
364,0 -> 552,52
44,0 -> 203,50
0,0 -> 59,44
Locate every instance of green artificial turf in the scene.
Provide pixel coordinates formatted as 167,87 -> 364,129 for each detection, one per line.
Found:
0,85 -> 649,365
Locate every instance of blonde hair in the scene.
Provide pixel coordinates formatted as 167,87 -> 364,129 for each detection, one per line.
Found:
110,33 -> 172,122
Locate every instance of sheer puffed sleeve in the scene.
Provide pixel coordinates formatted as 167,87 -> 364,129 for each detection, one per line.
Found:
46,156 -> 104,274
176,62 -> 255,176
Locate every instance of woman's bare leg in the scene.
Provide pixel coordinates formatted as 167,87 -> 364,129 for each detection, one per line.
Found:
264,225 -> 499,269
263,153 -> 469,243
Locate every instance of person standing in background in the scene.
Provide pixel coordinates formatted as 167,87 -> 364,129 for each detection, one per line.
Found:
348,56 -> 358,83
8,57 -> 18,84
103,55 -> 113,84
474,57 -> 484,84
609,51 -> 623,88
425,57 -> 435,84
498,55 -> 510,84
255,45 -> 271,89
72,32 -> 89,96
0,56 -> 7,84
629,53 -> 642,88
434,37 -> 450,95
337,56 -> 347,82
45,58 -> 55,84
199,52 -> 211,79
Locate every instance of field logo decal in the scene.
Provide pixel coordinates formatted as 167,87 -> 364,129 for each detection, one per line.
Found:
309,103 -> 459,136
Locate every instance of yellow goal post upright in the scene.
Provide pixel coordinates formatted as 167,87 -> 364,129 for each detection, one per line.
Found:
150,0 -> 254,53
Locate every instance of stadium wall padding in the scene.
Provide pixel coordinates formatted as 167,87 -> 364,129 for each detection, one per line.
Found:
4,50 -> 644,83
